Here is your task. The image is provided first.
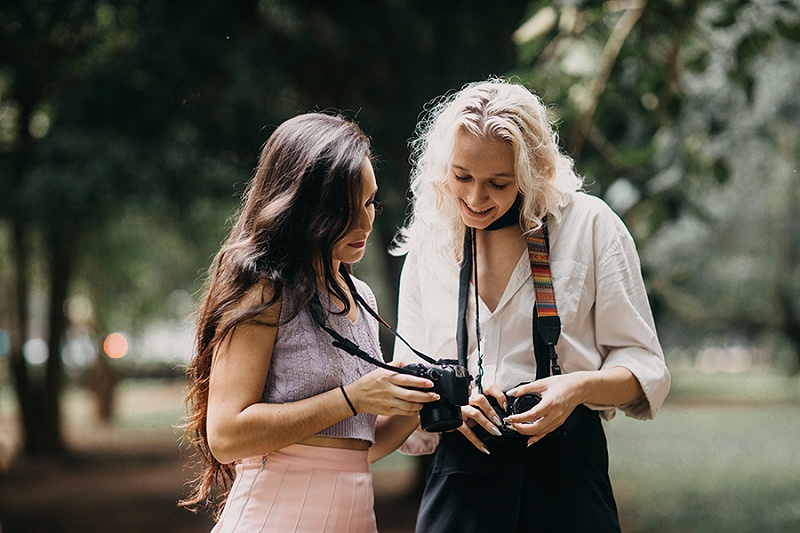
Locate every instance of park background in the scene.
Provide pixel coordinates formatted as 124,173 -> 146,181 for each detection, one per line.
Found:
1,1 -> 799,531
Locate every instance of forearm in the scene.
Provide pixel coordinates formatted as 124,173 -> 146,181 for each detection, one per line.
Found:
208,387 -> 353,464
368,414 -> 421,463
573,366 -> 644,407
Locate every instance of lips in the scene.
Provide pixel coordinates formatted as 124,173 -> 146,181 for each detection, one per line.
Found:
463,201 -> 494,217
347,240 -> 367,249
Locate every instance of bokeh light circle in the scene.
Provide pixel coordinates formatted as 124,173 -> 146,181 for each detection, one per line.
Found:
103,332 -> 129,359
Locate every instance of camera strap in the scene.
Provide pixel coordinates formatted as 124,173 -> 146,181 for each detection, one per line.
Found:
527,223 -> 562,377
308,265 -> 439,377
457,220 -> 562,393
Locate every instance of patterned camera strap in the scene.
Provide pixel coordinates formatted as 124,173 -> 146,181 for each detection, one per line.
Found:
526,223 -> 562,377
458,222 -> 562,394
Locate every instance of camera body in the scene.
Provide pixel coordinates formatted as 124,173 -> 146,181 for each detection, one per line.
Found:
473,383 -> 541,443
404,359 -> 471,432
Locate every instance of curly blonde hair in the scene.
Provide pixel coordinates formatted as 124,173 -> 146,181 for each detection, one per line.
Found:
392,78 -> 583,268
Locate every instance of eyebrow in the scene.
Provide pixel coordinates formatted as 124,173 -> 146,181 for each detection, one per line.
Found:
452,164 -> 514,179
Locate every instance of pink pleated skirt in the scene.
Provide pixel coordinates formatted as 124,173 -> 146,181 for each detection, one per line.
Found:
211,443 -> 378,533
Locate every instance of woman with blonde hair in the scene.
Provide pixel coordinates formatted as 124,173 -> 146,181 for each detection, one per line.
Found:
182,112 -> 438,532
393,79 -> 670,532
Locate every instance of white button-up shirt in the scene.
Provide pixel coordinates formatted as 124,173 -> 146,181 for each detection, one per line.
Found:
394,192 -> 670,423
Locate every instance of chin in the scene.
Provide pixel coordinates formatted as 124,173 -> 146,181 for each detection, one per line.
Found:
460,215 -> 493,230
338,252 -> 365,265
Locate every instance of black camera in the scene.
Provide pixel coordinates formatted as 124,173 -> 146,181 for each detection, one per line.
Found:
404,359 -> 471,432
473,383 -> 541,443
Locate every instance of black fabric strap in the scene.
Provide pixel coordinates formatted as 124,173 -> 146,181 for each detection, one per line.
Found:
338,266 -> 438,366
532,312 -> 550,381
456,221 -> 561,384
308,296 -> 404,373
308,266 -> 439,376
485,194 -> 523,231
457,228 -> 473,370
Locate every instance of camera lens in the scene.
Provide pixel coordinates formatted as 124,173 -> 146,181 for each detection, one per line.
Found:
510,393 -> 541,415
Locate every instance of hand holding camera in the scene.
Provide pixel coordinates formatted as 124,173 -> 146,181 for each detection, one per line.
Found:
344,365 -> 442,418
469,383 -> 542,444
403,359 -> 471,432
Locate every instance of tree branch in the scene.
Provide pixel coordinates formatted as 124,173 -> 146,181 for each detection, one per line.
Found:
571,0 -> 647,160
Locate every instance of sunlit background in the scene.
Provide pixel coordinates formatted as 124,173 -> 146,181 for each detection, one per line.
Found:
1,1 -> 799,532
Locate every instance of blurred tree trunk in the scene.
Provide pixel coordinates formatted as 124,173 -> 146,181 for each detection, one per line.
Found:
6,99 -> 68,456
42,229 -> 73,452
8,218 -> 42,453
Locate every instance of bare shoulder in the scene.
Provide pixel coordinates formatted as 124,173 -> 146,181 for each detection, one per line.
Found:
212,281 -> 281,365
224,281 -> 282,327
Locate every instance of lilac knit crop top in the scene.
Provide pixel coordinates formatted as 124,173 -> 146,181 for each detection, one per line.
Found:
261,276 -> 382,444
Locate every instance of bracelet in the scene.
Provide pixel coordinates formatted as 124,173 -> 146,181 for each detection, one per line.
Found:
339,385 -> 357,416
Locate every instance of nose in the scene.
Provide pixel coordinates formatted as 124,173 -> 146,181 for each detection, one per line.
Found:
354,203 -> 373,234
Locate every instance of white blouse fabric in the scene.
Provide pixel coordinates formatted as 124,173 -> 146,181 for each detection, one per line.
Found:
394,191 -> 670,426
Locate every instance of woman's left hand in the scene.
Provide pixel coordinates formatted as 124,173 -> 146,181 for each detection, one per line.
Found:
502,372 -> 587,446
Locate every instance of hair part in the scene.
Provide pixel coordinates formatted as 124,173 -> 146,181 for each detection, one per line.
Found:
392,77 -> 583,269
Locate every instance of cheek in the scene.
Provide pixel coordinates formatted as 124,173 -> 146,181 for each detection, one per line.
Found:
498,188 -> 517,205
445,179 -> 466,198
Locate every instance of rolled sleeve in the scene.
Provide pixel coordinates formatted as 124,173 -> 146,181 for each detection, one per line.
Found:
595,231 -> 670,420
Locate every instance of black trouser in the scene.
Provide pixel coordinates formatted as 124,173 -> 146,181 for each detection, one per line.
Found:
415,405 -> 621,533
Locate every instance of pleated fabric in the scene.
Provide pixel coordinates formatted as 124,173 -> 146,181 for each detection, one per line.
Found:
212,444 -> 377,533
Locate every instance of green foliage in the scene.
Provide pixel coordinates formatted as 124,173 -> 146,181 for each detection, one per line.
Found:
2,0 -> 534,335
511,0 -> 800,363
0,0 -> 532,451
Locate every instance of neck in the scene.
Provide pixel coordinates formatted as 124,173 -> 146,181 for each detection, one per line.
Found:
475,224 -> 526,258
315,259 -> 347,292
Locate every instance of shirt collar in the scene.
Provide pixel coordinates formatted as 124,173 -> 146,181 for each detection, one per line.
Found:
484,250 -> 530,316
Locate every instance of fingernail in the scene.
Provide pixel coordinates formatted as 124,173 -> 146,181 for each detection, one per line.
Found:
507,389 -> 517,396
492,416 -> 502,426
480,446 -> 491,455
491,427 -> 503,436
432,394 -> 441,400
503,402 -> 508,411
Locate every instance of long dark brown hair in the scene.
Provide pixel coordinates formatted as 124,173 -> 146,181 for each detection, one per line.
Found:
181,112 -> 372,514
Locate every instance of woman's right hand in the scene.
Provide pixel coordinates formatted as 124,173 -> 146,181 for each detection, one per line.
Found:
456,383 -> 507,454
344,363 -> 440,417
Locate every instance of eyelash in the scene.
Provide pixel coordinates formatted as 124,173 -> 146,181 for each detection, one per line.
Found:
454,175 -> 509,190
367,198 -> 383,214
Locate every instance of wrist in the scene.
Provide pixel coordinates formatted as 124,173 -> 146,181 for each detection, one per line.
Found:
339,385 -> 358,416
572,371 -> 595,405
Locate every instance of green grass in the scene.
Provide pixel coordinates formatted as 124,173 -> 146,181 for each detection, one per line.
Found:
374,371 -> 800,533
606,370 -> 800,533
667,369 -> 800,404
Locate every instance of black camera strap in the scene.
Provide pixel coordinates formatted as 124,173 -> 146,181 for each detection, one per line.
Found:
457,219 -> 562,392
338,267 -> 438,366
457,227 -> 486,392
308,265 -> 439,377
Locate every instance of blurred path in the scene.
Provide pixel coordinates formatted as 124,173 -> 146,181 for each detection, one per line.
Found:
0,379 -> 418,533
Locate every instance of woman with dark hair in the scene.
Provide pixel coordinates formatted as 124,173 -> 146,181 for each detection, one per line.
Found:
181,112 -> 438,532
392,79 -> 670,532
